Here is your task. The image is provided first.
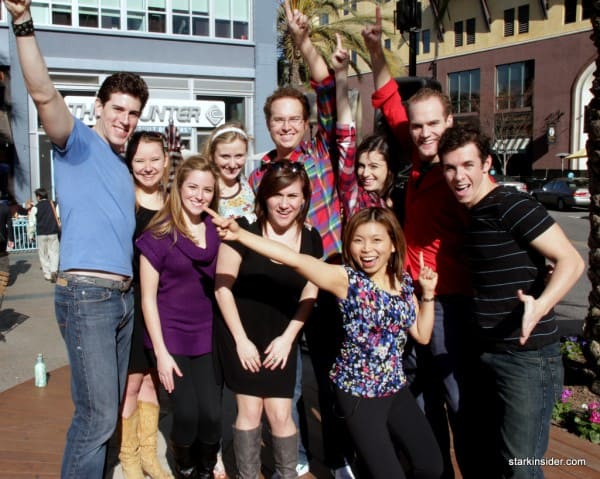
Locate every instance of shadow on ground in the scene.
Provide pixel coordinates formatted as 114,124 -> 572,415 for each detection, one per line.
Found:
0,308 -> 29,341
8,259 -> 32,286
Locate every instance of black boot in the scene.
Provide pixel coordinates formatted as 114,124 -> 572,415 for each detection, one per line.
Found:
193,440 -> 220,479
169,441 -> 199,479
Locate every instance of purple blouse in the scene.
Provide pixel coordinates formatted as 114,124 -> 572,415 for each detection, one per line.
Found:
136,215 -> 220,356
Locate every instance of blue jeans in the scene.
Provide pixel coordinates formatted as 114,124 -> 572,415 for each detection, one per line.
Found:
291,346 -> 309,466
404,295 -> 474,478
480,342 -> 563,479
55,277 -> 134,479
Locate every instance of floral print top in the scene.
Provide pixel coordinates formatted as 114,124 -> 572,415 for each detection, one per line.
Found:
330,266 -> 416,398
218,178 -> 256,222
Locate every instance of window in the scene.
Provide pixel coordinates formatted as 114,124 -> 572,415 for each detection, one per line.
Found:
448,69 -> 480,114
496,60 -> 534,111
422,29 -> 430,54
454,21 -> 463,47
343,0 -> 349,15
564,0 -> 577,23
215,0 -> 249,39
173,0 -> 209,37
466,18 -> 475,44
518,5 -> 529,34
319,13 -> 329,25
148,0 -> 166,33
504,8 -> 514,36
583,0 -> 593,20
351,1 -> 357,11
384,38 -> 391,50
351,50 -> 357,65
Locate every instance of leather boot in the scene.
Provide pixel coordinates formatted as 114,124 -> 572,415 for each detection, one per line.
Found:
169,441 -> 199,479
138,401 -> 174,479
193,440 -> 221,479
272,433 -> 298,479
118,409 -> 145,479
232,425 -> 262,479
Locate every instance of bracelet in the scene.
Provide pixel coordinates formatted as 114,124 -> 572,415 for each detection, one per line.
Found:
421,296 -> 435,302
12,18 -> 35,37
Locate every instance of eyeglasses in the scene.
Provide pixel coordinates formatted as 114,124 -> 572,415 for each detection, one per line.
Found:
262,160 -> 305,174
269,116 -> 305,127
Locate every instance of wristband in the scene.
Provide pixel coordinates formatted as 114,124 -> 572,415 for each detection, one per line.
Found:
12,18 -> 35,37
421,296 -> 435,302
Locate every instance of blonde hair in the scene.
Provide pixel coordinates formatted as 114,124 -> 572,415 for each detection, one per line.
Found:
146,155 -> 220,242
201,122 -> 250,165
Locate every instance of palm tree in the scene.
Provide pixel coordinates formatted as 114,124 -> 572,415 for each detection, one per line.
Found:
277,0 -> 402,86
585,2 -> 600,394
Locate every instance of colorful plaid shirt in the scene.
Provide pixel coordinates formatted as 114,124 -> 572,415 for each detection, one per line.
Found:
249,74 -> 343,261
336,123 -> 386,218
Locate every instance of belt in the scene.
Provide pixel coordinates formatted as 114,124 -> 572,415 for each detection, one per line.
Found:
56,273 -> 132,292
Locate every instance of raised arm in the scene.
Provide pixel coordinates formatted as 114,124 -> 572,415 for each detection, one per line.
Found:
518,224 -> 584,345
4,0 -> 73,148
332,33 -> 351,126
408,252 -> 438,344
284,0 -> 329,82
206,207 -> 348,298
362,6 -> 392,91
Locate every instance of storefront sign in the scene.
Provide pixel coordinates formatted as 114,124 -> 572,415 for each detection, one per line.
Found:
64,97 -> 225,128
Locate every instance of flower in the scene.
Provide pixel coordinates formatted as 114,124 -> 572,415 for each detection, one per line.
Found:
561,388 -> 573,403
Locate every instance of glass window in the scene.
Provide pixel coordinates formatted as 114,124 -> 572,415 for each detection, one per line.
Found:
466,18 -> 475,44
583,0 -> 593,20
448,69 -> 480,114
454,21 -> 463,47
384,38 -> 391,50
422,29 -> 430,54
101,9 -> 120,29
80,7 -> 99,28
504,8 -> 514,36
52,3 -> 72,26
31,2 -> 50,24
518,5 -> 529,34
320,14 -> 329,25
496,60 -> 534,111
564,0 -> 577,23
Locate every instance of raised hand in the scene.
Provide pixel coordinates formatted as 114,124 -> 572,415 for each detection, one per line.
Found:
331,33 -> 349,73
417,251 -> 438,296
3,0 -> 33,22
361,5 -> 382,53
284,0 -> 310,47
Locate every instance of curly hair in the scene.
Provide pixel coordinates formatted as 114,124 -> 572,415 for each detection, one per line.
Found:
97,72 -> 149,110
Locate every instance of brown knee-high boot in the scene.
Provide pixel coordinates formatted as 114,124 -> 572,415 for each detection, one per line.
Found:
232,425 -> 262,479
138,401 -> 174,479
272,433 -> 298,479
119,409 -> 145,479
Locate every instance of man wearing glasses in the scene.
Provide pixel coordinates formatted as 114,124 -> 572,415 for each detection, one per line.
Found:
4,1 -> 148,478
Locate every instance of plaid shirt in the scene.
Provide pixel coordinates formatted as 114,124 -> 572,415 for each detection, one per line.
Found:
336,123 -> 386,218
249,74 -> 342,261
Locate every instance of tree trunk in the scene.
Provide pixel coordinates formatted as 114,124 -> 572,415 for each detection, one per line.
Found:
584,2 -> 600,393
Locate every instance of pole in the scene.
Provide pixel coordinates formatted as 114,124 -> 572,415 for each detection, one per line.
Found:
409,30 -> 417,77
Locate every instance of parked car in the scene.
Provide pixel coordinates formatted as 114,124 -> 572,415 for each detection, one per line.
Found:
531,177 -> 590,210
491,174 -> 528,193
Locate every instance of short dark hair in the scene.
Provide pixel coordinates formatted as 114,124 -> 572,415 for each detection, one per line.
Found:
34,188 -> 48,200
438,125 -> 491,164
263,87 -> 310,124
255,160 -> 311,228
97,72 -> 149,110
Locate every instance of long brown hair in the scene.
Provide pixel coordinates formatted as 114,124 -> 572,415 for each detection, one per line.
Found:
146,155 -> 220,242
342,207 -> 407,279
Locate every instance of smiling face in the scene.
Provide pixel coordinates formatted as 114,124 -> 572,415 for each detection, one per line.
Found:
180,170 -> 216,221
265,177 -> 305,232
408,97 -> 453,163
214,138 -> 248,186
267,97 -> 309,158
131,139 -> 168,192
94,92 -> 143,153
442,142 -> 494,208
349,221 -> 396,279
357,150 -> 390,194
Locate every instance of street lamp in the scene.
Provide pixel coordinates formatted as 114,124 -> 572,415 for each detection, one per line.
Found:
556,152 -> 568,174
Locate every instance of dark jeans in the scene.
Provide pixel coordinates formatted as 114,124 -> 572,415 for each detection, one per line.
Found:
55,277 -> 134,479
334,386 -> 443,479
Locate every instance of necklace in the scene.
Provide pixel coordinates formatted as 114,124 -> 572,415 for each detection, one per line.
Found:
220,181 -> 242,200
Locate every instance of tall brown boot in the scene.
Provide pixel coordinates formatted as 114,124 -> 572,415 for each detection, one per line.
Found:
118,409 -> 145,479
233,425 -> 262,479
272,433 -> 298,479
138,401 -> 174,479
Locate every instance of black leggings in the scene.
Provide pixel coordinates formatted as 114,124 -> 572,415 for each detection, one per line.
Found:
169,353 -> 222,445
335,386 -> 443,479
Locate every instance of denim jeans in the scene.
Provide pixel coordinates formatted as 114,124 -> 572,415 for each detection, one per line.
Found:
55,277 -> 134,479
291,346 -> 309,466
480,342 -> 563,479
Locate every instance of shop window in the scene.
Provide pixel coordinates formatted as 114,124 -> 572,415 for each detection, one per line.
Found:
504,8 -> 514,36
448,69 -> 480,114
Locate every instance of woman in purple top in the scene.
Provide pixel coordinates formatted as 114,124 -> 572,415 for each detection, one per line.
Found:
137,155 -> 222,479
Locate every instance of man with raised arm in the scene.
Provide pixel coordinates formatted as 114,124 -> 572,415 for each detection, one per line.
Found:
3,1 -> 149,477
362,7 -> 473,478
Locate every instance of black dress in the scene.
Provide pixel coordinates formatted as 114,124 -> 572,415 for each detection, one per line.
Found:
128,206 -> 158,373
215,218 -> 323,397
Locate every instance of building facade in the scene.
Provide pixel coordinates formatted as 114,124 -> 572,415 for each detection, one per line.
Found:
0,0 -> 277,203
347,0 -> 595,177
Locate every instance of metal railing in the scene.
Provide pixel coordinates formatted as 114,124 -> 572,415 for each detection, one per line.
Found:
11,216 -> 37,251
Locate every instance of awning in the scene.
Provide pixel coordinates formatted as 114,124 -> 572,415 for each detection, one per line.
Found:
491,138 -> 530,155
565,148 -> 587,160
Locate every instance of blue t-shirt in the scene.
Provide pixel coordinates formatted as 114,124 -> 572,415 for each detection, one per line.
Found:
53,118 -> 135,276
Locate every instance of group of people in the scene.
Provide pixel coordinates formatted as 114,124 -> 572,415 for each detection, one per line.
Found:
4,0 -> 585,478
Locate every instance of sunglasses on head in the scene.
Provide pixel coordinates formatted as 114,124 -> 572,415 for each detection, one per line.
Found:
263,160 -> 305,174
